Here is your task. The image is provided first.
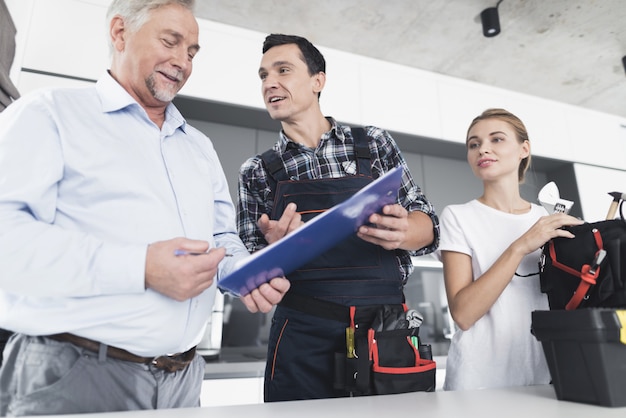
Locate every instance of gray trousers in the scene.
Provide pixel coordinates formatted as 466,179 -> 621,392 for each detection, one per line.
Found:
0,334 -> 206,416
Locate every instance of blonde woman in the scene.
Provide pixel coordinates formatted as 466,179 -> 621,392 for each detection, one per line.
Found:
438,109 -> 583,390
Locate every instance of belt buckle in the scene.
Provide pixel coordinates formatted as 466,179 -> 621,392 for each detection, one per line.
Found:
150,346 -> 196,373
151,355 -> 186,373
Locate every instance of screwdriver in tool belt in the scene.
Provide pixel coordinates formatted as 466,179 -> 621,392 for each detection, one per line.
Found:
346,327 -> 355,359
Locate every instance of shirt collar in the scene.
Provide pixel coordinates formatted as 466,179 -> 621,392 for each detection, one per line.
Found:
96,71 -> 188,133
277,116 -> 343,152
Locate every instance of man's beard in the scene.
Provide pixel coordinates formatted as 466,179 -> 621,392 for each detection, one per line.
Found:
146,73 -> 180,103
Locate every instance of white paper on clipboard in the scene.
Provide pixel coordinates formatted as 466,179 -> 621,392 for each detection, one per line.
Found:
218,166 -> 404,297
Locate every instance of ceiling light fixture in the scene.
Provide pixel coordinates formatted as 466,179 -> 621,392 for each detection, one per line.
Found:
481,0 -> 503,37
622,55 -> 626,75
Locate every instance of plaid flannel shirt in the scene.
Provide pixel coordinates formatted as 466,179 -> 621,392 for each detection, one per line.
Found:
237,118 -> 439,282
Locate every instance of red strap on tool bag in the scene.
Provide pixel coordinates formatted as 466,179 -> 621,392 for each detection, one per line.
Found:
548,228 -> 604,310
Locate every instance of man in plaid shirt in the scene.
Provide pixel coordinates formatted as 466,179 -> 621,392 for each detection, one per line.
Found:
237,33 -> 439,402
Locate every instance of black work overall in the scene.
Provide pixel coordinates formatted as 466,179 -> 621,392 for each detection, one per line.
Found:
261,129 -> 405,402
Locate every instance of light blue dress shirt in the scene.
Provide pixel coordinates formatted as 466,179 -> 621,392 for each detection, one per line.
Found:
0,72 -> 249,356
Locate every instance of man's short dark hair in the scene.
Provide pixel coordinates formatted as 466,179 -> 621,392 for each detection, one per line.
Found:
262,34 -> 326,76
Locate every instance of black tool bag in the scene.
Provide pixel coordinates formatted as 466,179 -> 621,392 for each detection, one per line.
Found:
334,305 -> 436,396
539,217 -> 626,310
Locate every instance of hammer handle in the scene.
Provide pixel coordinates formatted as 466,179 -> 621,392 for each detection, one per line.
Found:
606,201 -> 619,220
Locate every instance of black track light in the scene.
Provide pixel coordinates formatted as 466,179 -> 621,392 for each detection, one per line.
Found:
622,55 -> 626,75
481,0 -> 503,38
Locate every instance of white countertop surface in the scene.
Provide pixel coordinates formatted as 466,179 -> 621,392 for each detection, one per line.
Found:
35,385 -> 625,417
203,360 -> 265,379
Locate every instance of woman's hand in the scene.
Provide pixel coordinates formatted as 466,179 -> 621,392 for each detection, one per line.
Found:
512,213 -> 584,256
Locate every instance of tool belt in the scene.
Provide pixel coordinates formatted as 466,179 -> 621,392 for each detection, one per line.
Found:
47,333 -> 196,373
279,291 -> 360,322
279,292 -> 436,396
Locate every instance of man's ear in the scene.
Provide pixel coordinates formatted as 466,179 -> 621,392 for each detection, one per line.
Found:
110,15 -> 126,52
312,71 -> 326,95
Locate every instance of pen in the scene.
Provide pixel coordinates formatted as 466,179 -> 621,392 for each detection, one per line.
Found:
174,249 -> 233,257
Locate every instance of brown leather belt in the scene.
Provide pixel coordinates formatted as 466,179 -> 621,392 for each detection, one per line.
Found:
47,333 -> 196,373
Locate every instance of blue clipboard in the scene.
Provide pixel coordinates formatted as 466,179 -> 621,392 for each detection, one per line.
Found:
218,166 -> 404,297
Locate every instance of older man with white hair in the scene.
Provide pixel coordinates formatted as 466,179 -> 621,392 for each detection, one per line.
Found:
0,0 -> 289,415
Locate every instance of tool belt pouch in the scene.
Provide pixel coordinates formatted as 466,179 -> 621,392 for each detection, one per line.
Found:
334,350 -> 370,395
334,305 -> 436,396
368,327 -> 436,395
540,218 -> 626,310
333,330 -> 373,395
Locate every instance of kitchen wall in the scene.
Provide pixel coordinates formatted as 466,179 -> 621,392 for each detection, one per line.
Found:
6,0 -> 626,172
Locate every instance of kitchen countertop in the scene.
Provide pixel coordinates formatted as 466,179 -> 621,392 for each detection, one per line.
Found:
203,346 -> 266,379
35,385 -> 626,418
203,360 -> 264,379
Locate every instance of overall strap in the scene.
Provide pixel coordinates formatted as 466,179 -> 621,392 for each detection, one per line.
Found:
260,149 -> 288,186
350,127 -> 373,177
259,148 -> 288,206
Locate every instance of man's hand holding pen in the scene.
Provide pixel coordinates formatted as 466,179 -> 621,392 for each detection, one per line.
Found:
144,237 -> 227,301
144,237 -> 289,313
